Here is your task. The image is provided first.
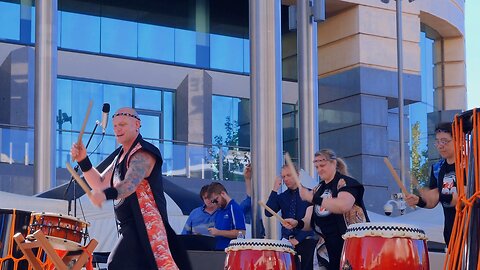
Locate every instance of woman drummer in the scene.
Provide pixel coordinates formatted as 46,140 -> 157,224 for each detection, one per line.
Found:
283,149 -> 369,270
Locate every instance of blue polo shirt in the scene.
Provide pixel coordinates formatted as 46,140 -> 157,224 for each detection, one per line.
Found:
214,199 -> 246,250
181,205 -> 217,236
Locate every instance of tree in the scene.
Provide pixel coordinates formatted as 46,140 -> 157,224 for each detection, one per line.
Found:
410,121 -> 429,190
210,116 -> 244,181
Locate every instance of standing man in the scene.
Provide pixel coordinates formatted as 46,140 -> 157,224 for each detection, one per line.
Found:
207,182 -> 246,250
70,107 -> 190,270
406,122 -> 458,245
182,184 -> 218,236
265,164 -> 316,270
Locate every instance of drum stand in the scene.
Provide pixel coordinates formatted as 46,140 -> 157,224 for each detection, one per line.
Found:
13,230 -> 98,270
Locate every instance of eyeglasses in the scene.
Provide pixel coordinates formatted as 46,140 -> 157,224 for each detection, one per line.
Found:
434,139 -> 452,147
210,197 -> 219,204
313,159 -> 328,164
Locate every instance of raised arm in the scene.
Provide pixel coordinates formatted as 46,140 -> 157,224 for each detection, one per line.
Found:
71,141 -> 112,190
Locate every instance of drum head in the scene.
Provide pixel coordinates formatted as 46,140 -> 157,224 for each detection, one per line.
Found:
343,222 -> 428,240
26,234 -> 83,251
226,239 -> 295,254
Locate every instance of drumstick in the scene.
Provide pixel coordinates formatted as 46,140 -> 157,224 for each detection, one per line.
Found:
383,157 -> 409,196
258,201 -> 286,224
77,100 -> 93,145
66,162 -> 91,196
284,152 -> 302,189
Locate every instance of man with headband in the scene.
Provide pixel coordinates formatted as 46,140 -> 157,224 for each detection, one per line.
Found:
70,107 -> 190,270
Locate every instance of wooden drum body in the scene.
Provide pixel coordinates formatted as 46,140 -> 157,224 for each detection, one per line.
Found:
225,239 -> 296,270
340,222 -> 429,270
29,212 -> 89,251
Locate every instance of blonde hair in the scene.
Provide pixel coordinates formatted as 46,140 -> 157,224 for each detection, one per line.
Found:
314,149 -> 350,176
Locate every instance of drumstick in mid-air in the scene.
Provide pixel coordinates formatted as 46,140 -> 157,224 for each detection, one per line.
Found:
383,157 -> 409,196
284,152 -> 302,189
66,162 -> 91,196
74,100 -> 93,161
258,201 -> 286,224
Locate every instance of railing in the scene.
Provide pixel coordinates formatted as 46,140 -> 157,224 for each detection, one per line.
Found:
0,125 -> 250,181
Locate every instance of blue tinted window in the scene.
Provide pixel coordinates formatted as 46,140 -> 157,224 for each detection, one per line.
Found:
140,114 -> 160,140
30,6 -> 35,42
0,1 -> 20,41
61,12 -> 100,52
163,91 -> 174,141
135,88 -> 162,111
196,32 -> 210,68
101,17 -> 137,57
57,79 -> 73,128
212,95 -> 240,145
174,28 -> 196,65
104,84 -> 132,134
210,34 -> 244,72
243,39 -> 250,73
71,80 -> 103,131
138,23 -> 174,62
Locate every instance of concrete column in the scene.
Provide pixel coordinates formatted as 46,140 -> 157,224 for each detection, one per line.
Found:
34,0 -> 57,193
297,0 -> 319,178
175,70 -> 213,144
433,37 -> 467,111
249,0 -> 283,238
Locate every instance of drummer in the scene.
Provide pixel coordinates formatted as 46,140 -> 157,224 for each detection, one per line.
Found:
405,122 -> 458,246
264,164 -> 316,270
71,107 -> 190,270
284,149 -> 369,270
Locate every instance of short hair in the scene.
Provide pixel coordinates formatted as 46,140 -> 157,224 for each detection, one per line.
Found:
281,163 -> 299,175
199,184 -> 210,199
207,182 -> 227,196
435,122 -> 452,136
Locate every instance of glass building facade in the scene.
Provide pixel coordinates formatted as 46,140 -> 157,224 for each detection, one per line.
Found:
0,0 -> 467,217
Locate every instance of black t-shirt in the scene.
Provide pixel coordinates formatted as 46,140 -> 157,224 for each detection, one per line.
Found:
428,160 -> 456,244
311,172 -> 368,237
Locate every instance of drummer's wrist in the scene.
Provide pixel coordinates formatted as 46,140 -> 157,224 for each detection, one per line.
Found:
296,219 -> 305,230
416,196 -> 427,208
78,157 -> 92,172
103,187 -> 118,200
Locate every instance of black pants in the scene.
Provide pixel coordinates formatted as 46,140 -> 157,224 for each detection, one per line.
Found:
295,238 -> 317,270
324,234 -> 344,270
107,225 -> 152,270
107,223 -> 191,270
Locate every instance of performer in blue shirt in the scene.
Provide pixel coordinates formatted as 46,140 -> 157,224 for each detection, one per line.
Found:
207,182 -> 246,250
265,164 -> 316,270
182,185 -> 218,236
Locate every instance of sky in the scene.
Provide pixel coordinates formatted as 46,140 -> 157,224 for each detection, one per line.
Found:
466,1 -> 480,110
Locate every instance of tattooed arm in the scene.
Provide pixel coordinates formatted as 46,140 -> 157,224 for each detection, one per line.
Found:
88,150 -> 154,207
114,150 -> 155,199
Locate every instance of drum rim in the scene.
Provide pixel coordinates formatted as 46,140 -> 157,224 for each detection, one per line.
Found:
343,222 -> 428,240
226,239 -> 295,254
30,212 -> 90,226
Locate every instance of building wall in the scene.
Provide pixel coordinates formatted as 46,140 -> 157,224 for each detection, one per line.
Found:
300,0 -> 466,212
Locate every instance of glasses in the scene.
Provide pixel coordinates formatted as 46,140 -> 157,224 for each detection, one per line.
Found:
210,197 -> 219,204
313,159 -> 328,164
434,139 -> 452,147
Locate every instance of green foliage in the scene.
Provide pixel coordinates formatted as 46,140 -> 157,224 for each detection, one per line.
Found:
410,121 -> 429,190
210,117 -> 244,181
